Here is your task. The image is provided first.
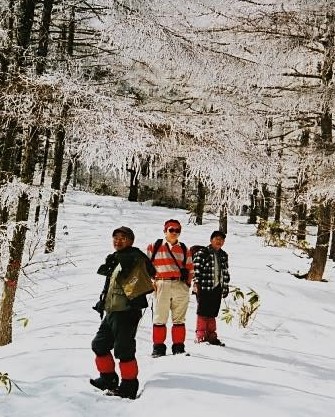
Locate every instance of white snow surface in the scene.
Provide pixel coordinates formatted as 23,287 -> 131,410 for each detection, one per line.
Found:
1,190 -> 335,417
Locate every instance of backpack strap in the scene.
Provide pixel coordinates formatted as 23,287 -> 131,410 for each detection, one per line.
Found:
180,242 -> 187,266
151,239 -> 163,261
151,239 -> 187,266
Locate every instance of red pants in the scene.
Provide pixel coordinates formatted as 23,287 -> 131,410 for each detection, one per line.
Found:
195,315 -> 217,342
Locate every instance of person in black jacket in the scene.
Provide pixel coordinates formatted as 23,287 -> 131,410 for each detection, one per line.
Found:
192,231 -> 230,346
90,226 -> 155,399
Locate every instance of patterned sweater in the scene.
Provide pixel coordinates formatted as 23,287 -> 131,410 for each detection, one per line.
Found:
193,245 -> 230,294
147,240 -> 194,285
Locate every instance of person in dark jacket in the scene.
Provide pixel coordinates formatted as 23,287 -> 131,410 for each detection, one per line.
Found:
90,226 -> 155,399
192,230 -> 230,346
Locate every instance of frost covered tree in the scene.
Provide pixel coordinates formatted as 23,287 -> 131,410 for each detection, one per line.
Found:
0,0 -> 161,344
108,0 -> 335,279
196,0 -> 335,279
2,0 -> 334,345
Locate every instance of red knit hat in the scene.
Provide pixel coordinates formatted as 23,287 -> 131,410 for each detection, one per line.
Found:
164,219 -> 181,232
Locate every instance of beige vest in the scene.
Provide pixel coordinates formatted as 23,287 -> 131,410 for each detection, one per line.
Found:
104,264 -> 129,312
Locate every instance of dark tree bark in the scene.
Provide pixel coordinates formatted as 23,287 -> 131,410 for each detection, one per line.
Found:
274,133 -> 284,224
195,178 -> 206,225
293,129 -> 309,241
36,0 -> 54,75
329,204 -> 335,261
0,126 -> 39,346
274,181 -> 282,223
306,11 -> 334,280
35,130 -> 50,223
72,158 -> 79,188
127,167 -> 139,202
88,165 -> 93,188
16,0 -> 37,68
0,0 -> 15,82
59,158 -> 74,204
259,183 -> 270,221
307,201 -> 332,281
248,188 -> 258,224
180,158 -> 187,208
0,118 -> 18,224
45,107 -> 68,253
67,7 -> 75,56
219,202 -> 228,234
296,202 -> 307,242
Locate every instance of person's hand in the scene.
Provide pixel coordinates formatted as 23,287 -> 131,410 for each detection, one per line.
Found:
222,286 -> 229,298
192,282 -> 198,295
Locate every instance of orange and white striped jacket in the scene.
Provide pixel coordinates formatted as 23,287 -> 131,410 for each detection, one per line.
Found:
147,240 -> 194,285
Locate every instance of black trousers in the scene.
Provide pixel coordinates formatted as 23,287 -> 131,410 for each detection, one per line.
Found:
196,285 -> 222,317
91,309 -> 142,361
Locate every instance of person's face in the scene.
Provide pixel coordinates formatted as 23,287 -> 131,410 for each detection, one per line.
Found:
112,233 -> 133,251
164,225 -> 181,244
210,236 -> 225,251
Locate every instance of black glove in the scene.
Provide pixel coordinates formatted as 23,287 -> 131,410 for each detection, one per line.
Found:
222,286 -> 229,299
92,300 -> 105,319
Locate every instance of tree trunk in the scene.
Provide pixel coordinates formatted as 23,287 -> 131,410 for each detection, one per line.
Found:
307,13 -> 334,280
195,178 -> 206,225
0,118 -> 18,224
248,188 -> 258,224
259,183 -> 270,221
67,7 -> 75,56
0,119 -> 17,177
0,0 -> 14,81
291,129 -> 309,233
36,0 -> 54,75
13,137 -> 23,177
45,110 -> 67,253
180,158 -> 187,208
257,183 -> 270,235
329,204 -> 335,261
0,126 -> 39,346
88,165 -> 93,188
297,202 -> 307,242
16,0 -> 37,68
59,158 -> 74,204
35,130 -> 50,223
128,168 -> 139,202
274,181 -> 282,223
72,158 -> 78,188
329,203 -> 335,261
307,201 -> 332,281
219,202 -> 228,234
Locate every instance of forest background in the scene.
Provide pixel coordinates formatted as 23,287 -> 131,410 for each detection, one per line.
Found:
1,0 -> 335,349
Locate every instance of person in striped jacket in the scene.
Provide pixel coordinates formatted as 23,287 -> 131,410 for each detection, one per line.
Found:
147,219 -> 194,357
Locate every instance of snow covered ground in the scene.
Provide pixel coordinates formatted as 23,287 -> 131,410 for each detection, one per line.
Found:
1,190 -> 335,417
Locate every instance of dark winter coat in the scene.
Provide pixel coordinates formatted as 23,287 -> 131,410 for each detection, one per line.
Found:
193,245 -> 230,295
97,246 -> 156,309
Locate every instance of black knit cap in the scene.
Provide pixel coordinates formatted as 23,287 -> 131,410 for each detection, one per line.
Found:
112,226 -> 135,241
210,230 -> 226,240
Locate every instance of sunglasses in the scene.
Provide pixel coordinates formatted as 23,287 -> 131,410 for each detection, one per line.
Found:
167,228 -> 181,233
